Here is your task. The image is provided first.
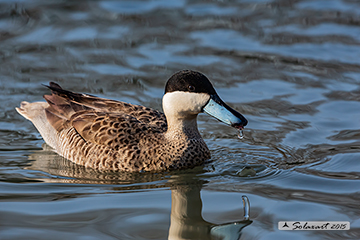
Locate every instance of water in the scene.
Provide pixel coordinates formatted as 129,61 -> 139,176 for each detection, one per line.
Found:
1,0 -> 360,239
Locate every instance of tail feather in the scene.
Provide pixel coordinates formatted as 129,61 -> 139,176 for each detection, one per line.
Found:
15,101 -> 58,149
15,101 -> 49,121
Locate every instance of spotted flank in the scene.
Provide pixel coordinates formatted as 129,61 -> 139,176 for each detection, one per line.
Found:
16,70 -> 247,172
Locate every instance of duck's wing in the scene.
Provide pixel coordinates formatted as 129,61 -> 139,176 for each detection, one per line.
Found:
44,82 -> 167,131
44,82 -> 167,148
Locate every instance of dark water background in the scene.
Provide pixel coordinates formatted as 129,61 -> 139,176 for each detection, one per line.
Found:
1,0 -> 360,239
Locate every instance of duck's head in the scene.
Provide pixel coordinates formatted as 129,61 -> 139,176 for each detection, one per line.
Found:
162,70 -> 248,129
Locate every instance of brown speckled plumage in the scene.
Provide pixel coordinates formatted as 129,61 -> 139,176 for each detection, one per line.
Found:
16,70 -> 247,172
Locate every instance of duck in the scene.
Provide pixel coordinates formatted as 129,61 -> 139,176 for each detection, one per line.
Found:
16,70 -> 247,172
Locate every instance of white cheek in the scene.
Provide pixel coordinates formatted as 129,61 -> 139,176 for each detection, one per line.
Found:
162,92 -> 210,117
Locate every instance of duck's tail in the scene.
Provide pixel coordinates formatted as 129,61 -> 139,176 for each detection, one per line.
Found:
16,101 -> 58,149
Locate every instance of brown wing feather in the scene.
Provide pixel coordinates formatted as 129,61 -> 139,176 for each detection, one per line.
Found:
43,82 -> 167,148
45,82 -> 166,126
47,82 -> 166,122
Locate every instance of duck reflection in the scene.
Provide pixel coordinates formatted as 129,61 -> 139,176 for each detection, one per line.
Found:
27,145 -> 252,240
169,183 -> 251,240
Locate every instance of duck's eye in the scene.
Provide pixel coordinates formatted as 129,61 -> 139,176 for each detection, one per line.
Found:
188,85 -> 195,91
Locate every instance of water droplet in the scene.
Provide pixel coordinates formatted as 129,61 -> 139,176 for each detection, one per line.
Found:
238,129 -> 244,139
242,195 -> 250,220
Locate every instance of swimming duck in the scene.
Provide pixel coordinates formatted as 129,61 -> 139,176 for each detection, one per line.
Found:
16,70 -> 247,172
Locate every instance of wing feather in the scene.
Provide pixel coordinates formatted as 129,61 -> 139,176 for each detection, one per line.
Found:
43,82 -> 167,149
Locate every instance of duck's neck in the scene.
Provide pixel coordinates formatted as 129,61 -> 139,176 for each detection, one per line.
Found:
162,92 -> 207,140
165,115 -> 202,140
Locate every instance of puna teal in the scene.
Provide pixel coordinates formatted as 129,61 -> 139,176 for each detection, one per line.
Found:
16,70 -> 247,172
